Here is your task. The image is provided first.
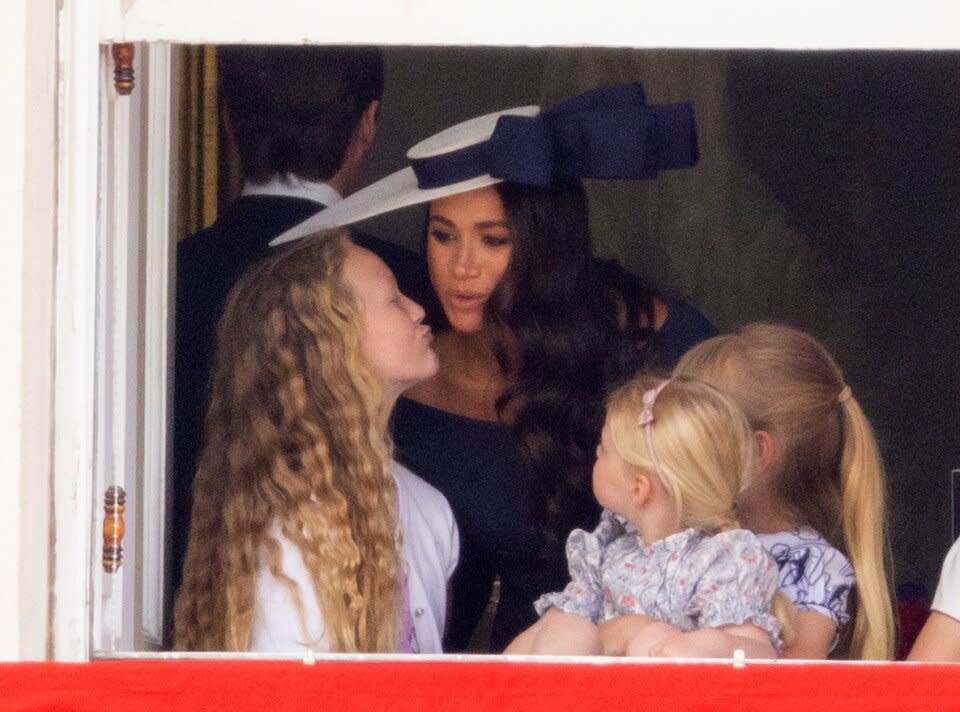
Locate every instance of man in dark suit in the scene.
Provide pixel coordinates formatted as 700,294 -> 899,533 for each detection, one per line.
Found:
172,46 -> 426,601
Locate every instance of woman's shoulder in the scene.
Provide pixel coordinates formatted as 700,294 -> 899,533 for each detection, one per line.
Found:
593,258 -> 716,369
650,294 -> 718,368
659,294 -> 717,338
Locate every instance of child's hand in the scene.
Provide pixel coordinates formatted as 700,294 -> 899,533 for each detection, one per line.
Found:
648,624 -> 777,659
503,616 -> 546,654
505,608 -> 601,656
648,628 -> 735,657
598,615 -> 658,655
622,620 -> 682,657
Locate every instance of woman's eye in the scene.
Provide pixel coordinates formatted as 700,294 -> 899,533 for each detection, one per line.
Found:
429,229 -> 453,244
482,234 -> 512,248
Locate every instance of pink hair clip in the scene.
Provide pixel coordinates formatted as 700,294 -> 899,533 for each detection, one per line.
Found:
637,380 -> 670,481
637,379 -> 670,427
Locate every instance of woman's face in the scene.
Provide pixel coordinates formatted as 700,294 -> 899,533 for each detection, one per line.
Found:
341,242 -> 438,395
426,186 -> 514,334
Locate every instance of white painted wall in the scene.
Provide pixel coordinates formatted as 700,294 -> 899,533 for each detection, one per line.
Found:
0,0 -> 57,661
98,0 -> 960,48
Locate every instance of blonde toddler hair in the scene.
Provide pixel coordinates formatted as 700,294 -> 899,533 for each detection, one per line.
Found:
606,374 -> 756,533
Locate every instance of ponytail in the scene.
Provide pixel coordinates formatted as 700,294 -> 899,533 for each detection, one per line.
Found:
674,322 -> 896,660
839,396 -> 895,660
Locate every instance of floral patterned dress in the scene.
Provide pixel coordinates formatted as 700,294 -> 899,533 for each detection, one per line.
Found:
535,510 -> 782,648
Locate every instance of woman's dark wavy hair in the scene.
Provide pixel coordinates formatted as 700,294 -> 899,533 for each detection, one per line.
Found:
219,45 -> 384,183
480,178 -> 658,567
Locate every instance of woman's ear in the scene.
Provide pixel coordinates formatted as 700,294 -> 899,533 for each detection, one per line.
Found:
755,430 -> 776,473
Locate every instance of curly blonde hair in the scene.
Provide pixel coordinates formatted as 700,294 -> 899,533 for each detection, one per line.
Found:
675,322 -> 894,660
173,231 -> 401,652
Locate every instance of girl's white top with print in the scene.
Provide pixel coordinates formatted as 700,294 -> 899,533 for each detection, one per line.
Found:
757,526 -> 854,651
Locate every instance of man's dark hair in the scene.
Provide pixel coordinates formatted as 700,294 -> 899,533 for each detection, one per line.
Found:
218,45 -> 385,183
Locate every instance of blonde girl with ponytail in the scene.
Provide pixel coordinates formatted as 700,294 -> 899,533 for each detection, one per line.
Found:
505,375 -> 790,658
674,322 -> 894,660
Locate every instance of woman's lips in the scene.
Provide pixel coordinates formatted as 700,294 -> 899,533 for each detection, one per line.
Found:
448,291 -> 486,310
418,324 -> 433,342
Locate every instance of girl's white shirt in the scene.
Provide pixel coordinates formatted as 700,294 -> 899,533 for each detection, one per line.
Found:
248,460 -> 459,653
932,536 -> 960,621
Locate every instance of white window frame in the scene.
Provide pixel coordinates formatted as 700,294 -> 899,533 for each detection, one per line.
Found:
54,0 -> 960,660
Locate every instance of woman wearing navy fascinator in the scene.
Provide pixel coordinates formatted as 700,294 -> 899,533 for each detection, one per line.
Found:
274,83 -> 716,651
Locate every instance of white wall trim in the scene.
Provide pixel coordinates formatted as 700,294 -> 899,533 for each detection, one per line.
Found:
96,0 -> 960,49
16,0 -> 57,661
141,41 -> 175,647
0,0 -> 28,663
53,0 -> 100,662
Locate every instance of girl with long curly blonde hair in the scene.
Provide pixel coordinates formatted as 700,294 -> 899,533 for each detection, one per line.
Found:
173,231 -> 457,653
675,322 -> 894,660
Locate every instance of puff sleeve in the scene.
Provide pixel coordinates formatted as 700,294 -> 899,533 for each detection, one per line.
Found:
682,530 -> 783,650
534,510 -> 624,623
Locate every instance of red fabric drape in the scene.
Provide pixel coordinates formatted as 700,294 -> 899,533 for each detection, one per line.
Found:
1,659 -> 959,712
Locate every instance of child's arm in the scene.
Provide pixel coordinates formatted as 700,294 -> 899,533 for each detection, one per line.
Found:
908,611 -> 960,662
780,610 -> 835,659
512,513 -> 622,655
647,623 -> 777,659
597,614 -> 658,655
503,608 -> 601,655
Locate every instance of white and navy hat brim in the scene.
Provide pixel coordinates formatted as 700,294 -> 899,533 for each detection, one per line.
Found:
270,106 -> 540,246
271,83 -> 698,248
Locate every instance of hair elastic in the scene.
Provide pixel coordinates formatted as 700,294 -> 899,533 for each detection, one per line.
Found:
637,379 -> 671,481
837,385 -> 852,404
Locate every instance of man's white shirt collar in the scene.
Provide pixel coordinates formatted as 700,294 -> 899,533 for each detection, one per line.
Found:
241,174 -> 342,207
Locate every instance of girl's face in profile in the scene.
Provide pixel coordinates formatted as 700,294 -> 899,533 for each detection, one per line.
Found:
426,186 -> 514,334
341,241 -> 438,397
592,421 -> 638,521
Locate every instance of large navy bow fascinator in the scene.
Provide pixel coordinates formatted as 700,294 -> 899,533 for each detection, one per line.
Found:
271,82 -> 698,246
